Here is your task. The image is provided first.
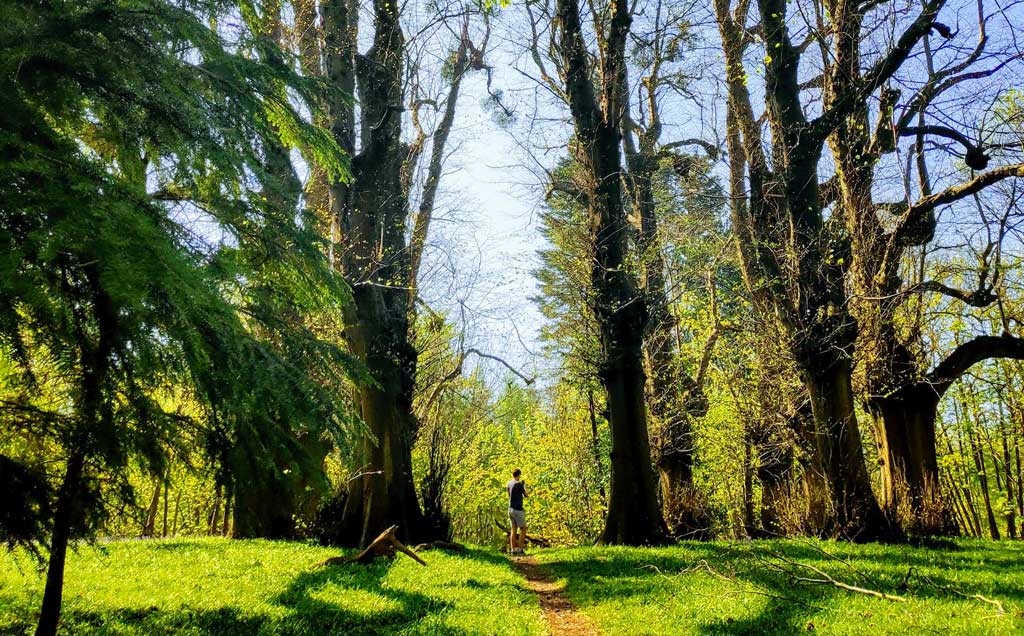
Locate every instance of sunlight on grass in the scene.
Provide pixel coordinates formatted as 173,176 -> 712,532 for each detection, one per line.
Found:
535,539 -> 1024,636
3,537 -> 1022,636
0,537 -> 544,636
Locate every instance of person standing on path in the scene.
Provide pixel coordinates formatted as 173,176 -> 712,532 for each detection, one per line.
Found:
507,469 -> 528,555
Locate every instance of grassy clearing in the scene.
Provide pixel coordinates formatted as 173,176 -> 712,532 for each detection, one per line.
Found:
534,539 -> 1024,635
3,537 -> 1021,636
0,537 -> 545,636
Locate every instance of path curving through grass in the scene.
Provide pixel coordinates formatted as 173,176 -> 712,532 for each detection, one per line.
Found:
512,555 -> 600,636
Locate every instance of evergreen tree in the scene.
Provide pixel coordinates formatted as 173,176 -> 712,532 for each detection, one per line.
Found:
0,2 -> 353,634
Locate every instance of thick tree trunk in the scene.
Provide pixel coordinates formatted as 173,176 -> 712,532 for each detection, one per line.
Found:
871,389 -> 956,535
599,343 -> 670,545
340,301 -> 426,546
318,0 -> 431,548
34,452 -> 84,636
656,415 -> 708,539
232,472 -> 297,539
803,359 -> 894,541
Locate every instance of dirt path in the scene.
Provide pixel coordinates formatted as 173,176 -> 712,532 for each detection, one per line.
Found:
513,556 -> 601,636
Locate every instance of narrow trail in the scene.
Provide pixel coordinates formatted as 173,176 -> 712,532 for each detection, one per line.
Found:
513,555 -> 601,636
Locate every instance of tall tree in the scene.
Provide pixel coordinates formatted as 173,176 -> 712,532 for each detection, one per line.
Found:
553,0 -> 669,544
714,0 -> 884,539
768,0 -> 1024,534
317,0 -> 491,546
0,2 -> 352,634
715,0 -> 1024,539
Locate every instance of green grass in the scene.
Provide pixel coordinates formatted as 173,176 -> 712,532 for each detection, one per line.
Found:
3,538 -> 1022,636
533,539 -> 1024,635
0,538 -> 545,636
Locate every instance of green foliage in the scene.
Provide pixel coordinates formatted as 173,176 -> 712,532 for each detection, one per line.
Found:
0,538 -> 545,636
0,0 -> 354,552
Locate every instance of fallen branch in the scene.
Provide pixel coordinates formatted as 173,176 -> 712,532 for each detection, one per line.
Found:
752,548 -> 905,602
413,540 -> 467,553
918,574 -> 1006,615
319,525 -> 427,567
494,520 -> 551,547
790,562 -> 907,602
761,550 -> 905,602
641,562 -> 825,611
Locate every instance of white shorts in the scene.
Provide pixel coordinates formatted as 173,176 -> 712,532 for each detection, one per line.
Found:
508,508 -> 526,529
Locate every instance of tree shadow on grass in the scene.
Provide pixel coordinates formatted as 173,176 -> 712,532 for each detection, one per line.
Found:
19,558 -> 473,636
540,545 -> 825,635
537,541 -> 1021,636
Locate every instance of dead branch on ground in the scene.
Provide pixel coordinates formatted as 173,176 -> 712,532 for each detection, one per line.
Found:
319,525 -> 427,567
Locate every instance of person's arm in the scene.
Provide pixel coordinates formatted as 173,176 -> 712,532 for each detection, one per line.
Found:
522,482 -> 528,498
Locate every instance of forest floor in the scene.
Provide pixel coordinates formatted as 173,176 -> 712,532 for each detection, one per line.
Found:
1,537 -> 1022,636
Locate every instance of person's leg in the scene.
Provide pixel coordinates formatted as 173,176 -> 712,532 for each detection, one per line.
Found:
519,525 -> 528,552
508,519 -> 516,554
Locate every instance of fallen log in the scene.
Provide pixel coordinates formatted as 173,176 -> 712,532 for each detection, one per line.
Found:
319,525 -> 427,567
494,520 -> 551,548
413,540 -> 467,553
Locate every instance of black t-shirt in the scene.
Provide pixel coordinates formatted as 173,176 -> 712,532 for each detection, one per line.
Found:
508,480 -> 525,511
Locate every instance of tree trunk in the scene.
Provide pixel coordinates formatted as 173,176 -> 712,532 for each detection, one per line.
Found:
742,436 -> 756,537
872,388 -> 956,535
232,472 -> 298,539
1016,441 -> 1023,537
171,490 -> 181,536
34,452 -> 84,636
319,0 -> 431,548
968,426 -> 1001,540
208,484 -> 221,535
755,428 -> 794,537
600,346 -> 670,545
656,415 -> 708,539
339,312 -> 426,546
161,478 -> 169,538
626,145 -> 708,539
788,398 -> 832,535
804,359 -> 894,541
587,390 -> 607,505
142,479 -> 160,537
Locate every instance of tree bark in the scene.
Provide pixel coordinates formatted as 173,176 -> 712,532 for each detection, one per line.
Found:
871,387 -> 956,535
34,452 -> 84,636
321,0 -> 431,547
803,359 -> 893,541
